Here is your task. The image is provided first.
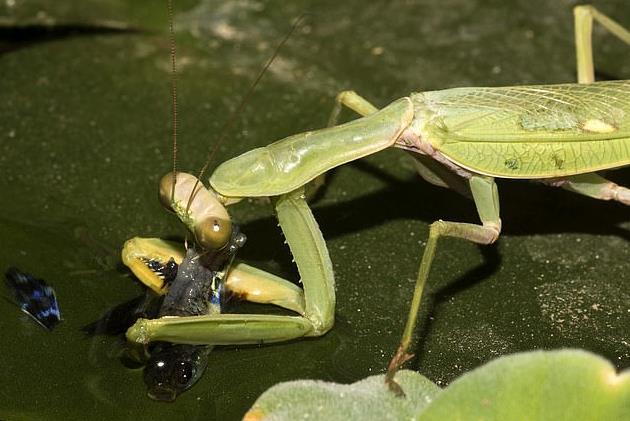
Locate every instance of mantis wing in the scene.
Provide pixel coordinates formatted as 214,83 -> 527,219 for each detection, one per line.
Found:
417,80 -> 630,178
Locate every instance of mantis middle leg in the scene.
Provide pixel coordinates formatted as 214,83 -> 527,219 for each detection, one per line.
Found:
328,90 -> 379,125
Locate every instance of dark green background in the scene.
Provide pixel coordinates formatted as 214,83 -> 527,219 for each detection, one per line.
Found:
0,1 -> 628,420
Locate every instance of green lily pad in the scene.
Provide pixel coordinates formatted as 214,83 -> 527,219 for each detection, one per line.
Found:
0,1 -> 628,420
420,349 -> 630,421
245,350 -> 630,421
244,370 -> 440,421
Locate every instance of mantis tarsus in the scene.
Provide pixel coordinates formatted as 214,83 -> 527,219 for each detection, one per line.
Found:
124,5 -> 629,396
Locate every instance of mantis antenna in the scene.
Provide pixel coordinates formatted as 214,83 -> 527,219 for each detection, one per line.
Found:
168,0 -> 178,203
184,13 -> 308,214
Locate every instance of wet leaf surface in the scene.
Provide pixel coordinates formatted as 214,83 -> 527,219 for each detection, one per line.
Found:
245,350 -> 630,421
0,1 -> 628,420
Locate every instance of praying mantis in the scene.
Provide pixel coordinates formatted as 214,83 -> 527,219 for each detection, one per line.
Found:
123,4 -> 629,397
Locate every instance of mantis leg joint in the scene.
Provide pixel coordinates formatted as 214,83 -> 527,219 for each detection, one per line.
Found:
429,220 -> 501,245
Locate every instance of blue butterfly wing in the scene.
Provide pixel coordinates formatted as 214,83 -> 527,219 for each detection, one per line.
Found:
4,267 -> 61,331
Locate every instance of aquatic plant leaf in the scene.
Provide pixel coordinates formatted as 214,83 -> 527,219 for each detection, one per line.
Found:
419,349 -> 630,421
244,350 -> 630,421
244,369 -> 440,421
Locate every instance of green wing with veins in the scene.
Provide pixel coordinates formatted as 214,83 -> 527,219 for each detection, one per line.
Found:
417,80 -> 630,178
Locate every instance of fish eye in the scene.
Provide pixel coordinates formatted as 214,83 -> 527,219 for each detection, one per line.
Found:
175,361 -> 194,386
146,356 -> 168,376
195,217 -> 232,251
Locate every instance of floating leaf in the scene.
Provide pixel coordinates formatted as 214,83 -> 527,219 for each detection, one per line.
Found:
244,370 -> 440,421
246,350 -> 630,421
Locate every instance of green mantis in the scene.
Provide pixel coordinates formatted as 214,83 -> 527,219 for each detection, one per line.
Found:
121,6 -> 333,400
124,4 -> 629,396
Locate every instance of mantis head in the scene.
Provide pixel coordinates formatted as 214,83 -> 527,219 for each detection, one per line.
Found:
158,171 -> 234,253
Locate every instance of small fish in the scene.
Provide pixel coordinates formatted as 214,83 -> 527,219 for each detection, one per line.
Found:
142,249 -> 217,402
140,226 -> 246,401
4,267 -> 61,331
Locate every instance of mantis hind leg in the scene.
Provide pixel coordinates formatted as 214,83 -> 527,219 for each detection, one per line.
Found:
574,5 -> 630,84
544,173 -> 630,206
385,175 -> 502,395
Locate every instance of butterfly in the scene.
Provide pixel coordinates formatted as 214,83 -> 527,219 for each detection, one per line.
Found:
4,267 -> 61,331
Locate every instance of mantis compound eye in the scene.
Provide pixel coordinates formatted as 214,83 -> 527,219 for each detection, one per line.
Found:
195,217 -> 233,251
157,171 -> 233,251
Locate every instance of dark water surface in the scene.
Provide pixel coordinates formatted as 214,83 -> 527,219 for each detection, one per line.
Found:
0,1 -> 628,419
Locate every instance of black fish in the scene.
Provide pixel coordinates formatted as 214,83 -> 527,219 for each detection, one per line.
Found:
143,227 -> 246,401
81,293 -> 162,337
142,249 -> 218,402
4,267 -> 61,331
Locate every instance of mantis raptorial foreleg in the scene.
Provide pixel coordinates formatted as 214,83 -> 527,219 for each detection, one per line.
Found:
224,263 -> 306,315
123,239 -> 307,313
126,188 -> 335,346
